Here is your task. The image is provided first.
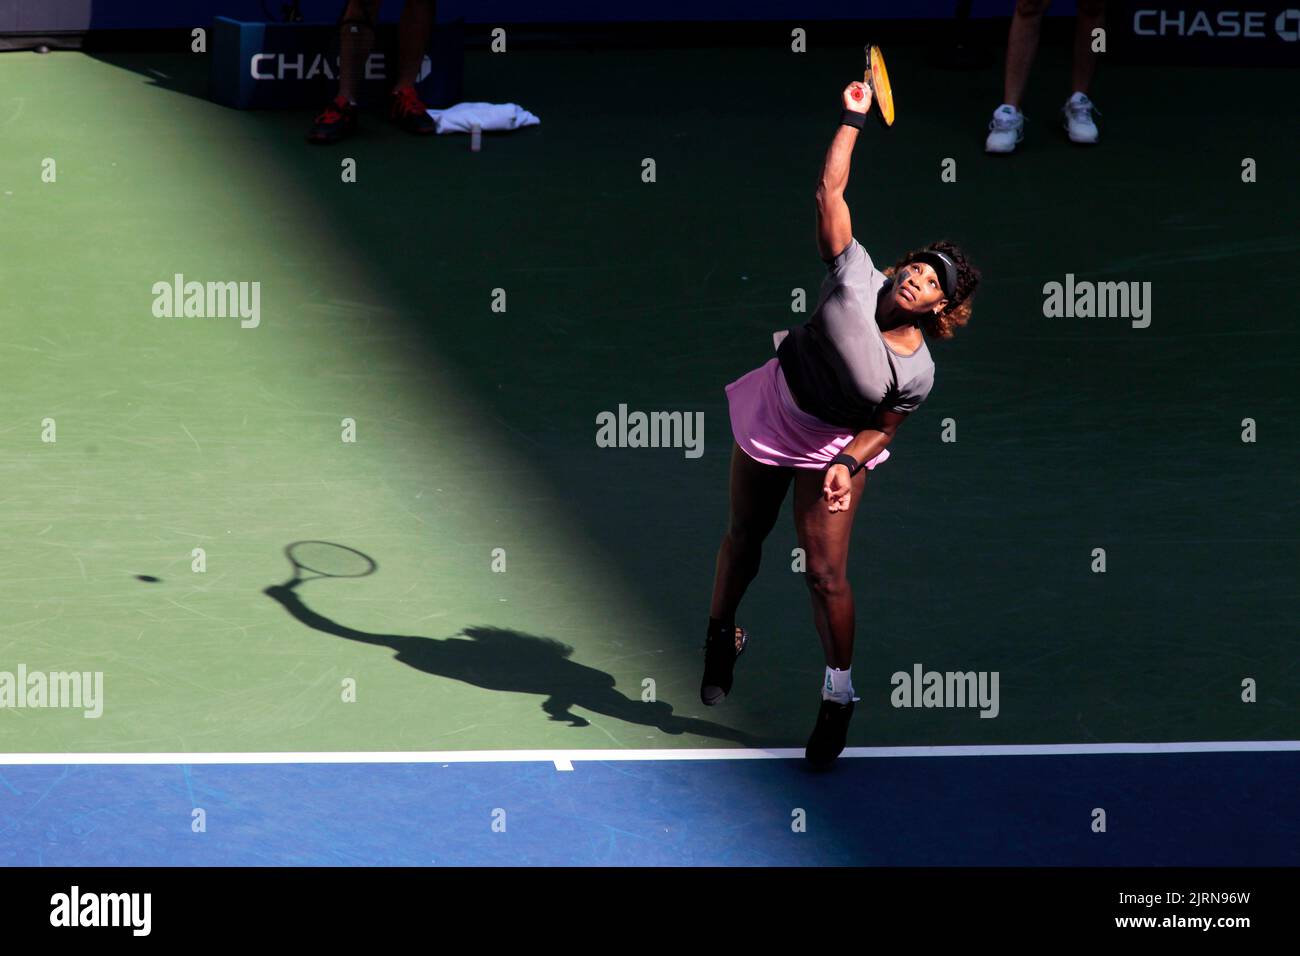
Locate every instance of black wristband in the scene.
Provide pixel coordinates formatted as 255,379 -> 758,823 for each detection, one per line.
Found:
839,109 -> 866,130
829,452 -> 863,476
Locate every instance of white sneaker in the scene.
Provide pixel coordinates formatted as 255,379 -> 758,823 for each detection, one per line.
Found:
1062,91 -> 1100,144
984,104 -> 1025,154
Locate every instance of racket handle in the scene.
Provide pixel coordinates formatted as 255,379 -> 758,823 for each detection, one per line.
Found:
851,88 -> 863,101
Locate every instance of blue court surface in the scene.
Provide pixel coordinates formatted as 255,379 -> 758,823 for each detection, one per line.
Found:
2,746 -> 1296,866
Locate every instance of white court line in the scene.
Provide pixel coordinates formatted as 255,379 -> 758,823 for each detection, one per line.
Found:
0,741 -> 1297,766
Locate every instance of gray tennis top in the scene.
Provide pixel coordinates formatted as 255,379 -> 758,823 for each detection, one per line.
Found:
773,237 -> 936,430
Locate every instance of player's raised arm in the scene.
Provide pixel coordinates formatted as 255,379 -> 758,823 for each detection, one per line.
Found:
815,81 -> 871,262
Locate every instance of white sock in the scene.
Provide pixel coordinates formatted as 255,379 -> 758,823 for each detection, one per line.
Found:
822,666 -> 857,703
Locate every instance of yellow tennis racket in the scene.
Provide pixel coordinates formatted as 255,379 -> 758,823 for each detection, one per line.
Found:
864,44 -> 895,127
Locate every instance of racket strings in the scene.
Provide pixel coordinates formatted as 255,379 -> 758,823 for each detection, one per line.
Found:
287,541 -> 376,578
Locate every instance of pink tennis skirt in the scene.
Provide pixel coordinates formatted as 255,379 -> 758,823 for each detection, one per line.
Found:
725,357 -> 890,471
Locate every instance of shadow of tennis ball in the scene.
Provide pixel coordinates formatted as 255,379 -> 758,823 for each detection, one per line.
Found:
136,575 -> 161,583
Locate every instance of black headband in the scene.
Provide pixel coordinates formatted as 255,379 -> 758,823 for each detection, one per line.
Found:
907,250 -> 959,301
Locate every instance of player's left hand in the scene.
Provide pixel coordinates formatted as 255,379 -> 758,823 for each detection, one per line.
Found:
823,465 -> 853,513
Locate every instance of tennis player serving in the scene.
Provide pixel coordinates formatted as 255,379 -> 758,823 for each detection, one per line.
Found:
700,74 -> 981,769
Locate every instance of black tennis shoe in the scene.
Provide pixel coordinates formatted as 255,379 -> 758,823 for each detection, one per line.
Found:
390,85 -> 436,135
805,697 -> 855,769
700,625 -> 747,705
307,95 -> 358,144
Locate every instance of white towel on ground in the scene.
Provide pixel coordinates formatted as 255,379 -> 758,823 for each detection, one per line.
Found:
425,102 -> 540,134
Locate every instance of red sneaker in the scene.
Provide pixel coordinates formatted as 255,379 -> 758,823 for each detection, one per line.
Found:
307,94 -> 358,144
389,85 -> 435,135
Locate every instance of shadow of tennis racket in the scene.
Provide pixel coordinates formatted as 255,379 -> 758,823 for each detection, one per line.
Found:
273,540 -> 379,591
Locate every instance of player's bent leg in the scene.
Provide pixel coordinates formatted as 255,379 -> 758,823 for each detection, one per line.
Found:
700,443 -> 793,705
710,443 -> 793,621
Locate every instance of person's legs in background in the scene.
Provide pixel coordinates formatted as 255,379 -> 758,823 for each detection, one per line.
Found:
339,0 -> 382,105
395,0 -> 435,89
307,0 -> 381,144
1003,0 -> 1051,109
985,0 -> 1051,154
1063,0 -> 1105,144
309,0 -> 436,142
388,0 -> 437,134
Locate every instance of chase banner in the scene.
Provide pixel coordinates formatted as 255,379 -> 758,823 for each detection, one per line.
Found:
209,16 -> 465,110
1111,2 -> 1300,65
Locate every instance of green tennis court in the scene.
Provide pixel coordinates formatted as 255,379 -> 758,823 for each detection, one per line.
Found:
0,37 -> 1296,866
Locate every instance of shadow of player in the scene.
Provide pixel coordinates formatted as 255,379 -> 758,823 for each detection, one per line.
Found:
264,578 -> 756,746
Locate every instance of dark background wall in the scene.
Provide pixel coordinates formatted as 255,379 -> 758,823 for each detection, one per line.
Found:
3,0 -> 1082,33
